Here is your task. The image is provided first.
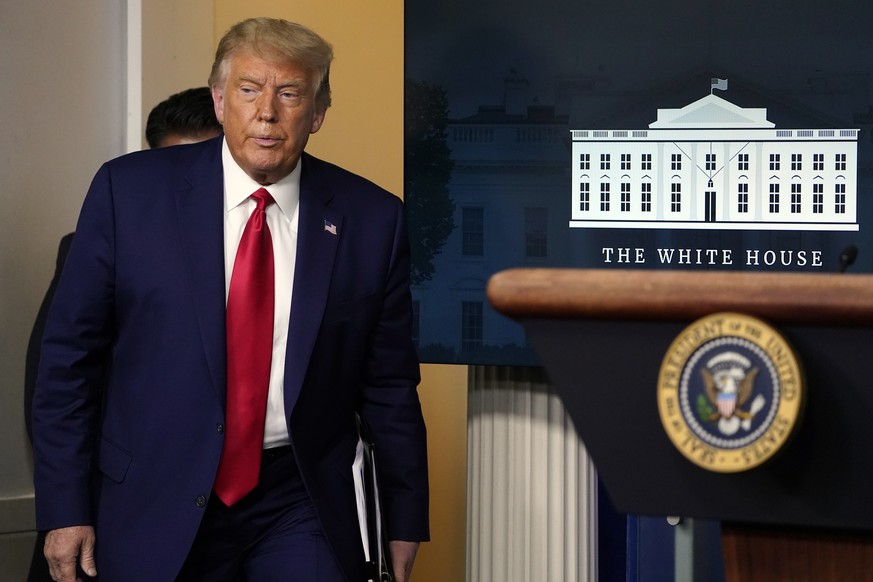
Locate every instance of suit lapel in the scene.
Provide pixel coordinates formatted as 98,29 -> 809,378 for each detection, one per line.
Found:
283,154 -> 342,416
174,140 -> 227,402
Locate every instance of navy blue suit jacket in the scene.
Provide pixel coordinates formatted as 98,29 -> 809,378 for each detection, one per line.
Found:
32,138 -> 429,581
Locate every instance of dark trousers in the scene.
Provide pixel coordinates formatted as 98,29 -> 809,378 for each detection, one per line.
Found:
177,447 -> 346,582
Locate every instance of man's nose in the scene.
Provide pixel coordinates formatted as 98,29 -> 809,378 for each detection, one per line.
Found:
257,95 -> 277,121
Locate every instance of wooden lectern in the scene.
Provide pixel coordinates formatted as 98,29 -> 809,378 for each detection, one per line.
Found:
487,268 -> 873,581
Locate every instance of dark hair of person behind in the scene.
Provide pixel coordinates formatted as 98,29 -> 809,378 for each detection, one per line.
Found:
145,87 -> 222,149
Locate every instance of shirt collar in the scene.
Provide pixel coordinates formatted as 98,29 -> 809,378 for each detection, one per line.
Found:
222,137 -> 301,218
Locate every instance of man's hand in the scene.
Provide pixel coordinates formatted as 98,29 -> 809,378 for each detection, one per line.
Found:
388,540 -> 420,582
44,525 -> 97,582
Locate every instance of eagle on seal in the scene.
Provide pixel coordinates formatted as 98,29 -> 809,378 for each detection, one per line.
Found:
702,366 -> 759,421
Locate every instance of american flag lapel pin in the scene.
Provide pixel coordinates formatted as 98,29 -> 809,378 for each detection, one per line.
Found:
323,219 -> 338,236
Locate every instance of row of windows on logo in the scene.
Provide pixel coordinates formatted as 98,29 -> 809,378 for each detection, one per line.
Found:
577,183 -> 848,214
580,153 -> 850,172
573,130 -> 858,139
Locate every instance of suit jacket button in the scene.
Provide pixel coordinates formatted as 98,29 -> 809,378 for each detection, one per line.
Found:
216,423 -> 224,434
195,495 -> 207,508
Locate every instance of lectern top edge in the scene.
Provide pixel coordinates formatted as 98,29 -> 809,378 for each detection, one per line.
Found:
487,268 -> 873,326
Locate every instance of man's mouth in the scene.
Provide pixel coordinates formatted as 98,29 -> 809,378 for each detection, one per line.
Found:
252,136 -> 281,146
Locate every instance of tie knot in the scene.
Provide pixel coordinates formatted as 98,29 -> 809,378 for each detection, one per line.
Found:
251,188 -> 275,211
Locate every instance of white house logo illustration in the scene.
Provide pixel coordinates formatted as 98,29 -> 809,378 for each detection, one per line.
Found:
570,80 -> 860,231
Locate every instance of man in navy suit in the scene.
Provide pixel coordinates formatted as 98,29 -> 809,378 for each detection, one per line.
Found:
32,17 -> 428,582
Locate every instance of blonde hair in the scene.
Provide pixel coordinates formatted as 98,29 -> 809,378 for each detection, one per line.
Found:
209,17 -> 333,111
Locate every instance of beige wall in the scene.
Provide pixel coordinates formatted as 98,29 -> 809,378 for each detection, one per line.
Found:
142,0 -> 217,150
416,364 -> 468,581
0,2 -> 128,577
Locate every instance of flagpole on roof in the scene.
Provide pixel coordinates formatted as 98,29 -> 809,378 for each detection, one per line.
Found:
711,78 -> 728,94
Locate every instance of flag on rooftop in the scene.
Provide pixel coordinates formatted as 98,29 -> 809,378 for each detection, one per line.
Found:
711,78 -> 728,93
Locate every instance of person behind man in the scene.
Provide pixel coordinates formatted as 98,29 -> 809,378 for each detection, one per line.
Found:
145,86 -> 224,149
23,87 -> 221,582
25,85 -> 221,437
32,17 -> 428,582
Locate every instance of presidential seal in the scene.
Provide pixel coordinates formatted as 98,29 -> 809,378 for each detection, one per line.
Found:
657,312 -> 804,472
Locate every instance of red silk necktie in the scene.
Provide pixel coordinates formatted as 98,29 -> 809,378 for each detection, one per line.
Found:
214,188 -> 275,506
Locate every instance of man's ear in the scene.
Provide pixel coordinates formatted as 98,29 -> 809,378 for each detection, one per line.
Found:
211,85 -> 225,125
310,110 -> 326,134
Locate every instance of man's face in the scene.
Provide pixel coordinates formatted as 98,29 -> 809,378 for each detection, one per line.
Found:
212,48 -> 326,185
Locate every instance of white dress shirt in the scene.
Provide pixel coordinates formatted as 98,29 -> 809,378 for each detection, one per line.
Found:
222,139 -> 298,448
